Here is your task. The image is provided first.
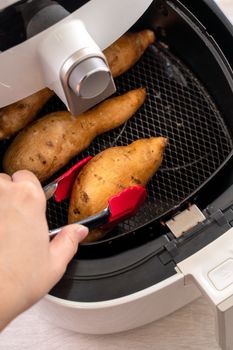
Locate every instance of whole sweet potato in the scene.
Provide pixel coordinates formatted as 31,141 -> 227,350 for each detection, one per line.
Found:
68,137 -> 167,242
0,88 -> 54,140
3,88 -> 146,182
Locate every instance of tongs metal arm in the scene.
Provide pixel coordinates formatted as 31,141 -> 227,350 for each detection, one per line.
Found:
49,208 -> 110,238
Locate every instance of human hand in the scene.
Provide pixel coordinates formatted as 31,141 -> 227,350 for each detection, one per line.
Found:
0,170 -> 88,330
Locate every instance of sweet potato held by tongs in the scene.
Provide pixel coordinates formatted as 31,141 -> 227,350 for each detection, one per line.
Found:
68,137 -> 167,242
3,88 -> 146,182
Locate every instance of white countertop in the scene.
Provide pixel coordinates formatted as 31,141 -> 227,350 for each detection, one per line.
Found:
0,297 -> 220,350
0,1 -> 232,350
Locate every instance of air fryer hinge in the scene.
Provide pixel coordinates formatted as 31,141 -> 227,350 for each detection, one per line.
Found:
159,185 -> 233,265
165,204 -> 206,238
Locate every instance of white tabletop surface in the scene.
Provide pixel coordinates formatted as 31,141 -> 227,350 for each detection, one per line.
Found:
0,1 -> 232,350
0,296 -> 220,350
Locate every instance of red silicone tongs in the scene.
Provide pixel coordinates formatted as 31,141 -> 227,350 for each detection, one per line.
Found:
49,185 -> 147,237
43,156 -> 147,238
43,156 -> 92,202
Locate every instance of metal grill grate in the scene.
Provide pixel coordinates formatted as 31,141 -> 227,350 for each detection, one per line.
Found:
8,45 -> 233,238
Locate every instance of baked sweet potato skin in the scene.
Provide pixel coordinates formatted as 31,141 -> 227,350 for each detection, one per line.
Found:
104,29 -> 155,78
3,88 -> 146,182
0,88 -> 54,140
68,137 -> 167,242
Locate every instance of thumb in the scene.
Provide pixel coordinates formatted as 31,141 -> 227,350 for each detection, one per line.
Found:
49,224 -> 88,284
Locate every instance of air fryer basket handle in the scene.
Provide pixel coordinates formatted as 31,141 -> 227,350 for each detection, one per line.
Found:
177,228 -> 233,350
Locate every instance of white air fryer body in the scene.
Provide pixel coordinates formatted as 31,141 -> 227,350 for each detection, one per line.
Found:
37,272 -> 201,334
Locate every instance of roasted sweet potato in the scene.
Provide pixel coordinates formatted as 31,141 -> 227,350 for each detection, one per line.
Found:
104,29 -> 155,78
0,88 -> 54,140
3,88 -> 146,182
68,137 -> 167,242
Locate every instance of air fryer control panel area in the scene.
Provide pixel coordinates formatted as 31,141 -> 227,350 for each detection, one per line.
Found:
208,259 -> 233,291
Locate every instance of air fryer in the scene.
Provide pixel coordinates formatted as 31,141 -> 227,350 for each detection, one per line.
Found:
1,1 -> 233,350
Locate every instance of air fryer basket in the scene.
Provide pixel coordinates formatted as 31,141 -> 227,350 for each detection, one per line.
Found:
42,42 -> 232,241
